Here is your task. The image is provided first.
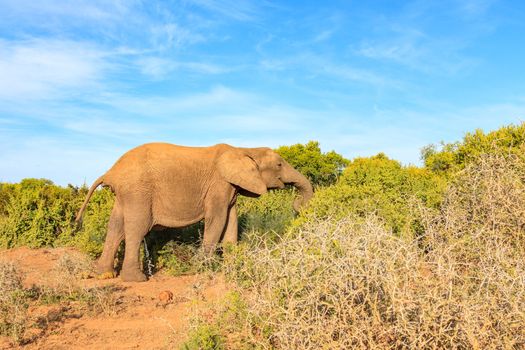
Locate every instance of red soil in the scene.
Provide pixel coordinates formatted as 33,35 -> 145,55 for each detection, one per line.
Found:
0,247 -> 228,349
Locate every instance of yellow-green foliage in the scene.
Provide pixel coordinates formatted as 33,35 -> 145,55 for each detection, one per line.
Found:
237,189 -> 295,235
181,291 -> 254,350
297,153 -> 446,236
155,240 -> 223,277
67,188 -> 114,257
0,182 -> 14,217
0,179 -> 114,257
0,179 -> 82,248
276,141 -> 349,186
422,122 -> 525,174
181,323 -> 224,350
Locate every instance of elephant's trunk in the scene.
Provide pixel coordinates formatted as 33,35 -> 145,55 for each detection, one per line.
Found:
282,164 -> 313,212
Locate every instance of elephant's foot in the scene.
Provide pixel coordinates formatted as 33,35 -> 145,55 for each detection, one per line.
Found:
120,268 -> 147,282
95,261 -> 117,280
202,243 -> 218,256
96,271 -> 116,280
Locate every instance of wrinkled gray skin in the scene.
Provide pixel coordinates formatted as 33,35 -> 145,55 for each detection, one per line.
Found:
76,143 -> 313,282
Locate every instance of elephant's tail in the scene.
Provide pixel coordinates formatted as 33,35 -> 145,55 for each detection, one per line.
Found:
75,176 -> 104,227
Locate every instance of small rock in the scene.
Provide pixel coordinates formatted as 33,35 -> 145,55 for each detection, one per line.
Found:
158,290 -> 174,304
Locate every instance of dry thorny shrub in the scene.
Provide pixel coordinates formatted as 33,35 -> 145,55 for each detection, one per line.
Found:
220,153 -> 525,349
430,153 -> 525,249
41,252 -> 121,317
0,260 -> 29,344
46,251 -> 94,294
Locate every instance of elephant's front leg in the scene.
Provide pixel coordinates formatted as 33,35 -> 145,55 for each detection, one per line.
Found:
202,203 -> 229,254
221,205 -> 238,244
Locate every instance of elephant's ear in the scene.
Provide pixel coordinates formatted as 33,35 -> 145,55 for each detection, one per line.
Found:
217,151 -> 267,195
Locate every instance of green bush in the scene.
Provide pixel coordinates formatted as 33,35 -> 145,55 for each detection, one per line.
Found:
0,179 -> 82,249
156,242 -> 199,276
237,189 -> 296,238
296,153 -> 446,237
154,240 -> 221,277
0,179 -> 114,258
422,122 -> 525,174
67,188 -> 114,257
181,323 -> 224,350
0,182 -> 15,217
181,291 -> 258,350
276,141 -> 349,186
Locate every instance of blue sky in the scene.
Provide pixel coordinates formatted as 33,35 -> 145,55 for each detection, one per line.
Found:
1,0 -> 525,185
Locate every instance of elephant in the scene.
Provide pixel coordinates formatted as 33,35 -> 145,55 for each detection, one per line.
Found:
75,142 -> 313,282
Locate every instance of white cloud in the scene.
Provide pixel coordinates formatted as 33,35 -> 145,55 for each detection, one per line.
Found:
150,23 -> 205,50
0,39 -> 107,100
94,86 -> 251,116
62,118 -> 152,137
0,0 -> 121,23
320,62 -> 397,88
198,106 -> 306,133
259,53 -> 399,88
313,30 -> 334,43
137,56 -> 227,79
188,0 -> 259,21
0,1 -> 209,54
356,28 -> 474,75
457,0 -> 495,17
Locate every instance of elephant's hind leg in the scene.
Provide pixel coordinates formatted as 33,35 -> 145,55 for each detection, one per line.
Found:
96,201 -> 124,278
120,204 -> 152,282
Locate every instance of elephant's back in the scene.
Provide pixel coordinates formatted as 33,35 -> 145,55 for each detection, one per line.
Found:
116,142 -> 230,160
102,142 -> 226,191
114,142 -> 226,166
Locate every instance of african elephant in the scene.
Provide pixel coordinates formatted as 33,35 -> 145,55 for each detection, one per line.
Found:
75,143 -> 313,282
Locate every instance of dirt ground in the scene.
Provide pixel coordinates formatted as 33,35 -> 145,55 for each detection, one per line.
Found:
0,247 -> 228,349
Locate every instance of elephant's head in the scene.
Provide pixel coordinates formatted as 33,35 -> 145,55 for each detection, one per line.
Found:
217,147 -> 313,212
